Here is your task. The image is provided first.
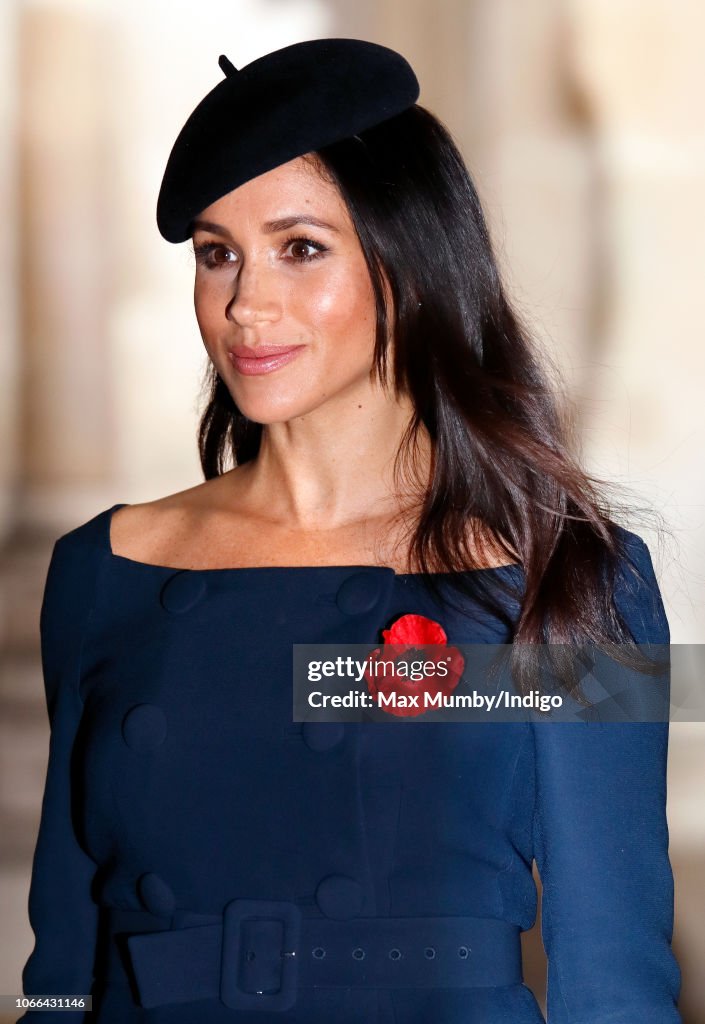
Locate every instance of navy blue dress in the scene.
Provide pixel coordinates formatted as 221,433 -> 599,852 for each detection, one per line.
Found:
18,503 -> 682,1023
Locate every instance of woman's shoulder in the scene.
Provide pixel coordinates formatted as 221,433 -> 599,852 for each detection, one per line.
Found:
108,494 -> 196,566
610,525 -> 670,644
95,473 -> 241,568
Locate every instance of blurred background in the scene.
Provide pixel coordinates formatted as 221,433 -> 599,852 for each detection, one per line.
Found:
0,0 -> 703,1020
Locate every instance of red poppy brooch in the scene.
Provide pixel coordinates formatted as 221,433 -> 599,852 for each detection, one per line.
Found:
363,613 -> 465,718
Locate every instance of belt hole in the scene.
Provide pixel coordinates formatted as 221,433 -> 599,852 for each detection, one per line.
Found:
424,946 -> 436,959
312,946 -> 326,959
246,950 -> 256,961
389,948 -> 402,960
352,947 -> 366,960
458,946 -> 469,958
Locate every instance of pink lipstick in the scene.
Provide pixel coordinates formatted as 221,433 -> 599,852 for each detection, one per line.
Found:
227,345 -> 305,376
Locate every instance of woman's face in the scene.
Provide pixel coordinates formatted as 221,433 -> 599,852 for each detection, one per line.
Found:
191,154 -> 384,425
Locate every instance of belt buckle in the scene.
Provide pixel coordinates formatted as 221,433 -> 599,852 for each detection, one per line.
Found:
221,898 -> 301,1011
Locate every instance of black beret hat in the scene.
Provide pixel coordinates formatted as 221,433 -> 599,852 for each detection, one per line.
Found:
156,38 -> 420,243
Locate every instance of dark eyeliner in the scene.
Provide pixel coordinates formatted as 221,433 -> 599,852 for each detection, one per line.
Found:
281,234 -> 328,262
192,241 -> 235,268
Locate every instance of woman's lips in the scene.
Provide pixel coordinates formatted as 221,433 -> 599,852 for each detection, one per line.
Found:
227,346 -> 305,376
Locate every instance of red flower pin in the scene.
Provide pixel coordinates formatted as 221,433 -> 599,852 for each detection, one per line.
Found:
364,613 -> 465,718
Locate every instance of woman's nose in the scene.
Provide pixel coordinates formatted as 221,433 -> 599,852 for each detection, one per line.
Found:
225,261 -> 281,325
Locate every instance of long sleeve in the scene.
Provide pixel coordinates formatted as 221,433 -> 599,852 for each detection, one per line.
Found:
17,531 -> 102,1023
531,531 -> 682,1023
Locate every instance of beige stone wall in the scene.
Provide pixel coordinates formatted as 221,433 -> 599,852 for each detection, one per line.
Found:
566,0 -> 705,648
17,7 -> 114,529
0,0 -> 20,543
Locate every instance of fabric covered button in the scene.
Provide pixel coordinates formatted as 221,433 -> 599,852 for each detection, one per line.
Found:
335,571 -> 384,616
122,704 -> 168,750
160,571 -> 207,613
137,872 -> 176,916
315,874 -> 364,919
302,722 -> 345,752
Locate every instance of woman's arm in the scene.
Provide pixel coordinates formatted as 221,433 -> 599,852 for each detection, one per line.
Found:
531,531 -> 682,1023
17,530 -> 102,1023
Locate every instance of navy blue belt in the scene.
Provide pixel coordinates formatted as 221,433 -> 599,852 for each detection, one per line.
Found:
107,900 -> 524,1012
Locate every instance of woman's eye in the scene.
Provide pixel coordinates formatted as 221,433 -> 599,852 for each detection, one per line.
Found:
193,242 -> 236,268
192,236 -> 327,269
283,236 -> 327,262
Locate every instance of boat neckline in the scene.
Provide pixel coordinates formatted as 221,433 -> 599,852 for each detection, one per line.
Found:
104,502 -> 522,579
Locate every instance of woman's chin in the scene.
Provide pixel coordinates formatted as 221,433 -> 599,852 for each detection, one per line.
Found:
232,393 -> 318,425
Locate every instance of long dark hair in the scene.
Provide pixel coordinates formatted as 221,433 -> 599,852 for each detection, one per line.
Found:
196,104 -> 661,696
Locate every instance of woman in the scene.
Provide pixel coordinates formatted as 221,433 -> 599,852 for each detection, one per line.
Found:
18,38 -> 681,1024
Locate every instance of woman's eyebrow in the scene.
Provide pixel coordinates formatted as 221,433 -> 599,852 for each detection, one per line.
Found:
264,214 -> 340,234
190,214 -> 340,237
